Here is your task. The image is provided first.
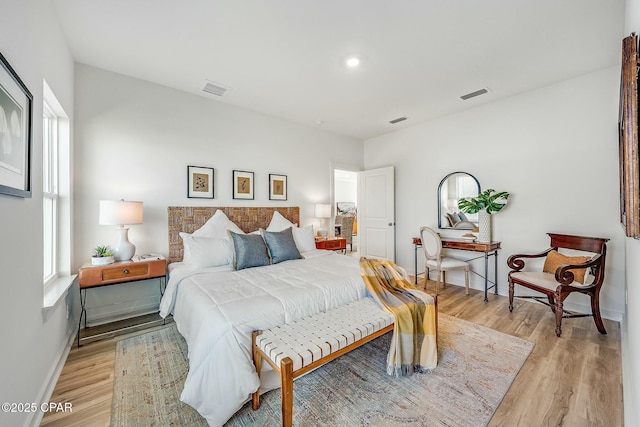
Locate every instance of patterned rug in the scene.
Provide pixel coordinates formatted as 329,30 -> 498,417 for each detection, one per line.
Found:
111,314 -> 534,427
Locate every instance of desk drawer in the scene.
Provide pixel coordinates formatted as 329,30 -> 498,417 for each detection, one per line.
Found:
102,264 -> 149,281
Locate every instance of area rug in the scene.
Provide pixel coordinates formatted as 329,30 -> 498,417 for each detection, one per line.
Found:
111,314 -> 534,427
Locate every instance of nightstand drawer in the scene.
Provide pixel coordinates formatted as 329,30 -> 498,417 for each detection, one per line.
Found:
79,259 -> 167,288
315,238 -> 347,252
102,264 -> 148,281
324,240 -> 343,250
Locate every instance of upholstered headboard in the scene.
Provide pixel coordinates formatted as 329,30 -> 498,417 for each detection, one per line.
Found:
168,206 -> 300,263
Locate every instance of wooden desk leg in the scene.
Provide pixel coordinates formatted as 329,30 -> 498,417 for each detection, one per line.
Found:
281,357 -> 294,427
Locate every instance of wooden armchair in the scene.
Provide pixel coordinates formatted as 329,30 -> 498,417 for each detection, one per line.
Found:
507,233 -> 609,337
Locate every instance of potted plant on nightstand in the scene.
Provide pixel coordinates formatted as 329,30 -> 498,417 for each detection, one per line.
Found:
458,189 -> 510,243
92,245 -> 115,266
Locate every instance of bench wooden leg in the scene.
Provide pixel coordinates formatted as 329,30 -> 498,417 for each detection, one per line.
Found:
252,331 -> 262,410
280,357 -> 294,427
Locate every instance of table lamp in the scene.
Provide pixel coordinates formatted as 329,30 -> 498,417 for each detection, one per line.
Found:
99,199 -> 143,261
315,203 -> 331,238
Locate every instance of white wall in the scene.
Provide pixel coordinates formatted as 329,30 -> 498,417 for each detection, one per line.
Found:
0,1 -> 76,427
365,67 -> 625,320
623,1 -> 639,425
74,64 -> 363,322
335,170 -> 358,208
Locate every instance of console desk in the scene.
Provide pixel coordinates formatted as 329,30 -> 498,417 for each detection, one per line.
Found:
412,237 -> 501,302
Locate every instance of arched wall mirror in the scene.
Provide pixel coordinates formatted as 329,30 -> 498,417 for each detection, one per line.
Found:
437,172 -> 481,229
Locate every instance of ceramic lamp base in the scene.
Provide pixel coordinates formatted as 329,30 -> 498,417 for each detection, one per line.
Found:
113,227 -> 136,261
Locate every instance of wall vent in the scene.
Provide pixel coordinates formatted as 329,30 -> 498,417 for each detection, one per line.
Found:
460,88 -> 489,100
389,116 -> 407,124
202,80 -> 230,97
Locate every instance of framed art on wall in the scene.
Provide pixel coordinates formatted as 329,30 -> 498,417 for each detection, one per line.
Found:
187,165 -> 214,198
269,174 -> 287,200
233,170 -> 254,200
0,51 -> 33,198
619,34 -> 639,238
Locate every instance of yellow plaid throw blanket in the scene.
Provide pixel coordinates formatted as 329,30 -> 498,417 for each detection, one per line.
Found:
360,257 -> 438,376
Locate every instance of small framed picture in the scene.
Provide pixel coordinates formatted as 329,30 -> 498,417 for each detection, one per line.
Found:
233,170 -> 254,200
187,166 -> 214,198
269,174 -> 287,200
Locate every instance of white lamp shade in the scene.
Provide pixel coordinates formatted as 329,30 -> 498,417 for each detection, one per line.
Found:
99,200 -> 143,226
315,203 -> 331,218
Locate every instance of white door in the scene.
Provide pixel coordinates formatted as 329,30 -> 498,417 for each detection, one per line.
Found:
358,166 -> 395,261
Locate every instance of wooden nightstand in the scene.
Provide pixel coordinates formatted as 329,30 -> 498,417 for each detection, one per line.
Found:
77,257 -> 167,346
315,238 -> 347,253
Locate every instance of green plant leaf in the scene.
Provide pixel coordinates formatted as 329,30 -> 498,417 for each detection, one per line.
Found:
458,189 -> 510,215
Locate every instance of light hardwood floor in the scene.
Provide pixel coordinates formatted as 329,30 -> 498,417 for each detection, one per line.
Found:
41,280 -> 623,427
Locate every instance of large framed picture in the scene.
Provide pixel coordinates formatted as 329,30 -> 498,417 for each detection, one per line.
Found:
269,174 -> 287,200
0,52 -> 32,198
187,165 -> 214,198
233,170 -> 254,200
619,34 -> 639,238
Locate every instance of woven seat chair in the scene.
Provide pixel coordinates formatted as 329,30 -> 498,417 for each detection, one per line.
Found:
335,215 -> 355,251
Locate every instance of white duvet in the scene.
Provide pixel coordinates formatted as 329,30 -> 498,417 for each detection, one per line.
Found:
159,251 -> 367,426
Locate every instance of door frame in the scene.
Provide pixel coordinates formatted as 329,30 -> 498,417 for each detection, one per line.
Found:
330,162 -> 361,239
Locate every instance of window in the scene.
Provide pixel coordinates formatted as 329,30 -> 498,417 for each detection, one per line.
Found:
43,101 -> 58,284
41,80 -> 73,307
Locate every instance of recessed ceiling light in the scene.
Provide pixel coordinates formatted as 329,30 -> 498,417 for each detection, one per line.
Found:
345,57 -> 361,68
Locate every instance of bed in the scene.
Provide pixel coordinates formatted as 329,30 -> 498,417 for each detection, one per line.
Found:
160,206 -> 370,426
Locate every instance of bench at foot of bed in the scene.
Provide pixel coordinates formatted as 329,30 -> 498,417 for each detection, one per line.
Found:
251,298 -> 395,427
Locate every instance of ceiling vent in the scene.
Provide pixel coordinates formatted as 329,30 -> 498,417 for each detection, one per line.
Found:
201,80 -> 230,97
460,88 -> 489,100
389,116 -> 407,124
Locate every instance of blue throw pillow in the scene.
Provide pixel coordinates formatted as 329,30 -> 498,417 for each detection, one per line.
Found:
228,231 -> 271,270
261,227 -> 302,264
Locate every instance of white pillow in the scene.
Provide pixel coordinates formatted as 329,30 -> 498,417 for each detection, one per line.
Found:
192,209 -> 244,239
180,232 -> 232,268
293,225 -> 316,253
266,211 -> 295,232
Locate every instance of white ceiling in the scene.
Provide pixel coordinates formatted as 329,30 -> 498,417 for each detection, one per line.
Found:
52,0 -> 625,140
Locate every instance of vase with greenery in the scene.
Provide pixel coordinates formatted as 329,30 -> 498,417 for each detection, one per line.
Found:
458,189 -> 510,242
92,245 -> 115,266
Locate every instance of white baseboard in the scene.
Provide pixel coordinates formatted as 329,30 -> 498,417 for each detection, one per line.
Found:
621,316 -> 638,427
84,298 -> 160,328
26,324 -> 78,427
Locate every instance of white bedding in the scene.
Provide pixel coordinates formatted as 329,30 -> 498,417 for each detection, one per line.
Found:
159,250 -> 367,426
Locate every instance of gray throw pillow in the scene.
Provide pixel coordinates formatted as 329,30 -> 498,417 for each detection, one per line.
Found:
458,212 -> 469,222
262,227 -> 302,264
228,231 -> 271,270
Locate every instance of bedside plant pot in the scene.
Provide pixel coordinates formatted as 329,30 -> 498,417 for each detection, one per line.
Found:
91,256 -> 114,266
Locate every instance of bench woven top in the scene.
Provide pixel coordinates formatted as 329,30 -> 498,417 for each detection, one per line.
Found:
255,298 -> 393,371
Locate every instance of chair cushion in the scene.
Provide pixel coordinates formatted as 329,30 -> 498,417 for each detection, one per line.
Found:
543,250 -> 591,284
426,256 -> 468,270
511,271 -> 593,291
